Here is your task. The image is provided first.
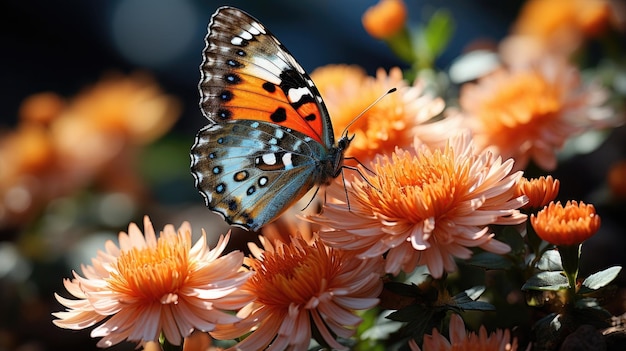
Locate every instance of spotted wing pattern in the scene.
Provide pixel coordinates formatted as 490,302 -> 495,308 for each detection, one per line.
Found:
198,6 -> 334,146
190,6 -> 349,231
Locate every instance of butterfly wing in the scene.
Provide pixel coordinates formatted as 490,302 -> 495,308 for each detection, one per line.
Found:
199,6 -> 335,147
191,6 -> 343,230
191,120 -> 328,231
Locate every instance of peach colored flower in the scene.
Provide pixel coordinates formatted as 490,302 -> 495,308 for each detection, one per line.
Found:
311,65 -> 453,164
52,216 -> 252,347
211,235 -> 383,350
19,92 -> 66,125
51,72 -> 180,170
460,59 -> 613,171
531,201 -> 601,246
0,73 -> 180,230
409,314 -> 522,351
514,0 -> 610,54
308,134 -> 527,278
500,0 -> 613,67
362,0 -> 407,39
516,176 -> 560,210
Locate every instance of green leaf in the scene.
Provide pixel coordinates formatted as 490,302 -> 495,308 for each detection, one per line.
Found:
573,298 -> 612,328
497,225 -> 527,254
522,271 -> 569,291
580,266 -> 622,293
452,287 -> 495,311
531,313 -> 563,350
467,252 -> 513,270
387,304 -> 429,323
457,300 -> 496,311
384,281 -> 421,297
464,286 -> 485,301
412,9 -> 455,69
536,249 -> 563,271
359,310 -> 403,342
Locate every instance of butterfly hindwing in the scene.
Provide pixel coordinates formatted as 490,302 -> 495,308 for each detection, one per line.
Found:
191,120 -> 327,231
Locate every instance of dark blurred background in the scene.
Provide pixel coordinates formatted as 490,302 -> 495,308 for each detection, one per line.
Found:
1,0 -> 625,350
0,0 -> 522,132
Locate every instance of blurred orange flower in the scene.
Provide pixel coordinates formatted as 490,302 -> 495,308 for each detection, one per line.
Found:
516,175 -> 560,210
516,0 -> 610,47
500,0 -> 614,66
211,235 -> 383,350
311,64 -> 451,164
460,59 -> 613,171
308,134 -> 527,278
531,200 -> 601,246
608,160 -> 626,199
53,216 -> 252,347
409,313 -> 521,351
362,0 -> 407,39
0,73 -> 180,229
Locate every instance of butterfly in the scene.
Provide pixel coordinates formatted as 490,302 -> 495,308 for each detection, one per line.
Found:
190,6 -> 353,231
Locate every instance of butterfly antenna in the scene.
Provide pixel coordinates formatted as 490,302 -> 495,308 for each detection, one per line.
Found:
341,88 -> 397,137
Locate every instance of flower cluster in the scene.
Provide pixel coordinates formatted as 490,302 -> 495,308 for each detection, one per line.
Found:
0,73 -> 180,230
42,0 -> 626,350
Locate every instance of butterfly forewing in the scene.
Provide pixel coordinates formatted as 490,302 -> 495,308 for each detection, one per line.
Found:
200,6 -> 334,146
191,6 -> 351,231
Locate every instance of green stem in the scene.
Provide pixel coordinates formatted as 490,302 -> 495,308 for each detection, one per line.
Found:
558,244 -> 581,302
385,27 -> 416,65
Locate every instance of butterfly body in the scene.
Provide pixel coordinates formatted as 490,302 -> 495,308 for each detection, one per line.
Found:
191,6 -> 350,231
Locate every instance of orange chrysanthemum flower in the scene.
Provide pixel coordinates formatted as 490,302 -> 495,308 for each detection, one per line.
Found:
531,201 -> 601,246
608,160 -> 626,199
311,64 -> 453,163
19,92 -> 66,125
514,0 -> 610,41
211,235 -> 383,350
52,216 -> 252,347
409,314 -> 521,351
52,72 -> 180,165
516,176 -> 560,210
309,134 -> 527,278
460,59 -> 612,171
362,0 -> 407,39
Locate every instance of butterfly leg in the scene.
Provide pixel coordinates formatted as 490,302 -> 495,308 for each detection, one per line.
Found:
344,156 -> 377,176
342,165 -> 381,193
301,186 -> 322,211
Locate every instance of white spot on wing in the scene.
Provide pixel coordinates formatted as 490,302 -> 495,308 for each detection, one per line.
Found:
262,153 -> 277,165
240,31 -> 253,40
282,153 -> 293,170
231,37 -> 244,46
248,24 -> 261,35
288,87 -> 313,104
275,128 -> 284,139
250,22 -> 266,34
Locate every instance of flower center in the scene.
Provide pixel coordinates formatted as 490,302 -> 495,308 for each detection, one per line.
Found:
480,72 -> 562,141
249,241 -> 340,308
358,148 -> 470,224
107,232 -> 191,304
